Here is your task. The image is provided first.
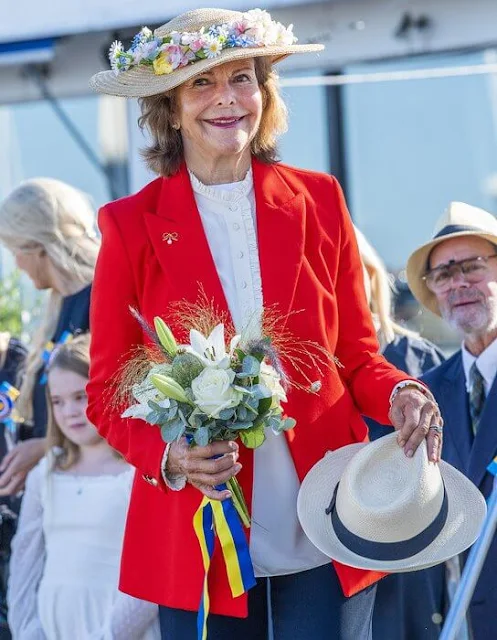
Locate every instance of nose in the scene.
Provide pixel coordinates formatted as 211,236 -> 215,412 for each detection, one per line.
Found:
61,400 -> 80,419
215,79 -> 236,106
449,269 -> 470,288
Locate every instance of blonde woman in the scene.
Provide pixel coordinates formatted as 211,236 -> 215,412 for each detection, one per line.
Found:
355,227 -> 446,640
0,178 -> 99,496
8,334 -> 160,640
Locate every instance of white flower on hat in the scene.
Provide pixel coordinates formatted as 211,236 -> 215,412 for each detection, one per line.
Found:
276,23 -> 296,46
203,36 -> 223,59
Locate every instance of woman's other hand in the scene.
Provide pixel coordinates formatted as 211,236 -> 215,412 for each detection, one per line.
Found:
389,387 -> 443,463
166,438 -> 241,501
0,438 -> 47,496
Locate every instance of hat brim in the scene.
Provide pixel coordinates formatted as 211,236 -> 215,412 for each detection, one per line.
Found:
297,439 -> 486,572
90,44 -> 324,98
406,230 -> 497,316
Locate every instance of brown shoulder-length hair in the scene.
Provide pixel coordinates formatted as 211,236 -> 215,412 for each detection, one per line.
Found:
45,333 -> 94,470
138,56 -> 288,177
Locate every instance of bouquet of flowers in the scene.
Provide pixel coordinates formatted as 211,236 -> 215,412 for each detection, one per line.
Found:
115,294 -> 338,528
121,314 -> 299,526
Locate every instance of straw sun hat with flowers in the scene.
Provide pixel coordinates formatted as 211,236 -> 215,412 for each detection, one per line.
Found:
90,8 -> 324,98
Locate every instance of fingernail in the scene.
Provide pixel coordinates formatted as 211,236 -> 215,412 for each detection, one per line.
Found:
223,491 -> 232,500
406,449 -> 414,458
229,442 -> 237,450
398,439 -> 405,448
234,464 -> 242,474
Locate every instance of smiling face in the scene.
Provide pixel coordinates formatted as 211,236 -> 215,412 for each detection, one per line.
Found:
48,367 -> 102,448
175,58 -> 263,169
429,236 -> 497,336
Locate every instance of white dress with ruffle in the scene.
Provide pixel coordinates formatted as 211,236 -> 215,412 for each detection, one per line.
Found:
8,457 -> 160,640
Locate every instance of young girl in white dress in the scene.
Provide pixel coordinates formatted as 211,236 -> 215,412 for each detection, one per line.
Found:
7,334 -> 160,640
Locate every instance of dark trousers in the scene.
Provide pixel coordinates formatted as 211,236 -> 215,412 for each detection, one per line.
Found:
159,563 -> 376,640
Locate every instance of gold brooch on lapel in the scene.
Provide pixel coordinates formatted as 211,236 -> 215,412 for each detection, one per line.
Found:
162,232 -> 179,245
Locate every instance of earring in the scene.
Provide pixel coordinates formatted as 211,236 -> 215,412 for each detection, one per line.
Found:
172,122 -> 180,130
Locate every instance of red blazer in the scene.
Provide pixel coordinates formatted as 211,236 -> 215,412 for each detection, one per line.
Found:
87,159 -> 410,617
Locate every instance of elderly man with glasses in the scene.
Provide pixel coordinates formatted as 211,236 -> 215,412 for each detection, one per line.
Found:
406,201 -> 497,639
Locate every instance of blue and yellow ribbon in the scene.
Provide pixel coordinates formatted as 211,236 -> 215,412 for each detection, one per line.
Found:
40,331 -> 73,383
193,487 -> 256,640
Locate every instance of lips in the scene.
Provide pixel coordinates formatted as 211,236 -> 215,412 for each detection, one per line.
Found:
452,300 -> 480,309
204,116 -> 244,128
68,422 -> 87,429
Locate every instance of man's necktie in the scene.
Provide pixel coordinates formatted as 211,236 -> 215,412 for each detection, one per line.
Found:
469,362 -> 485,435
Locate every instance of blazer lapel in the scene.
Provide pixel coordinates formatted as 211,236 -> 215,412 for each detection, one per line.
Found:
143,164 -> 230,330
143,160 -> 306,335
467,375 -> 497,488
252,160 -> 306,320
438,354 -> 472,471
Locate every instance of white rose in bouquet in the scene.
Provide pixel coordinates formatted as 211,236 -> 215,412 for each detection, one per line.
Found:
191,367 -> 243,418
259,362 -> 287,408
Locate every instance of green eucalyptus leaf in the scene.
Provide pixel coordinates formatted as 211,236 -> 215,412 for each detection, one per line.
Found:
188,410 -> 203,428
145,410 -> 162,425
160,419 -> 185,443
257,396 -> 272,414
237,405 -> 248,421
282,417 -> 297,430
219,408 -> 236,421
194,426 -> 210,447
242,355 -> 260,377
239,425 -> 266,449
251,384 -> 272,400
233,420 -> 254,430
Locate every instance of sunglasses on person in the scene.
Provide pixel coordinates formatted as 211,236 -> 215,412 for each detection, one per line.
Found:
422,254 -> 497,293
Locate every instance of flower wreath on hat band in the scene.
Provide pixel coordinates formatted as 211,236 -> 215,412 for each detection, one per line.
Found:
109,9 -> 297,78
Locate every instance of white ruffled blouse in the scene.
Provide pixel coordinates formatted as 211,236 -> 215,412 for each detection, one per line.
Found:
190,169 -> 330,577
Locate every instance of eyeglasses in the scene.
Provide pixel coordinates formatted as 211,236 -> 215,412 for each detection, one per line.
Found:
423,254 -> 497,293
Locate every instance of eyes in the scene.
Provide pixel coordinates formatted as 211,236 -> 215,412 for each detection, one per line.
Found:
51,392 -> 87,407
192,72 -> 253,87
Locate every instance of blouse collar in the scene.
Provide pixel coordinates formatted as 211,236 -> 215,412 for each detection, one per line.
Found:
188,167 -> 253,203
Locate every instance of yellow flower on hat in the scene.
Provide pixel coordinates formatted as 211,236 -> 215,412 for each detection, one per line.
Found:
153,53 -> 174,75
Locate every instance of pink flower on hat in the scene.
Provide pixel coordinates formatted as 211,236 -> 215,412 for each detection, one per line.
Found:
161,44 -> 184,69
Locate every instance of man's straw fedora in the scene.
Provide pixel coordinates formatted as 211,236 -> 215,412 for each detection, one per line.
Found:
90,8 -> 324,98
297,432 -> 486,572
406,202 -> 497,316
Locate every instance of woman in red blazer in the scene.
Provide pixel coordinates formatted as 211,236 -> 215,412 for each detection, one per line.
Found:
87,8 -> 442,640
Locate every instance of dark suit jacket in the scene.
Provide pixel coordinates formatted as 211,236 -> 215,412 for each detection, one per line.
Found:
422,351 -> 497,639
368,334 -> 447,640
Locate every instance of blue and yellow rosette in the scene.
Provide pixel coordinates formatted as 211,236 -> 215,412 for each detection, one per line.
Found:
40,331 -> 73,383
193,483 -> 256,640
0,381 -> 20,438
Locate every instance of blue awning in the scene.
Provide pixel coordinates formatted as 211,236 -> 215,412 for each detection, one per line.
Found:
0,38 -> 55,66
